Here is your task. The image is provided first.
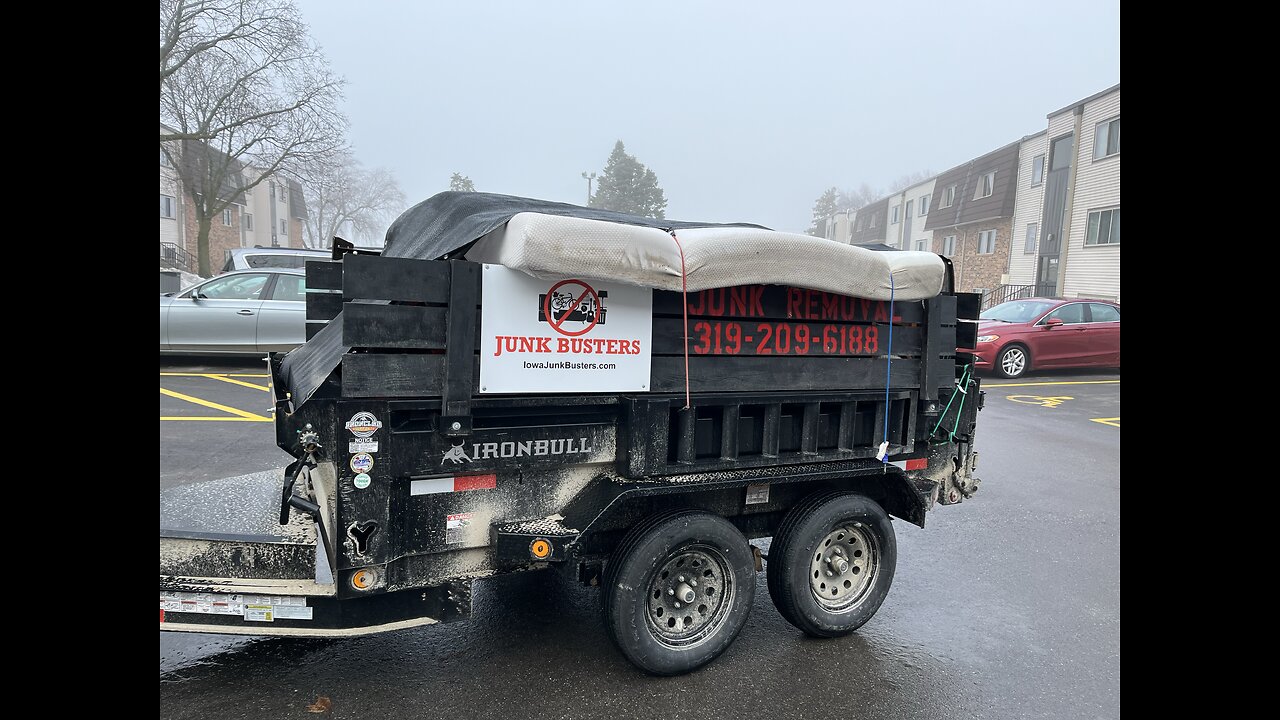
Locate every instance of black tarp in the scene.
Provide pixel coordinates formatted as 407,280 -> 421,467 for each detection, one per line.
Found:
284,192 -> 768,405
382,191 -> 766,260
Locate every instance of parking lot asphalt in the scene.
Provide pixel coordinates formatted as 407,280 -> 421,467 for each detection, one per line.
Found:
161,364 -> 1119,719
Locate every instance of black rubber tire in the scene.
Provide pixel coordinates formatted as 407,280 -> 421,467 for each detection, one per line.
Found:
766,492 -> 897,638
996,343 -> 1031,379
602,511 -> 756,675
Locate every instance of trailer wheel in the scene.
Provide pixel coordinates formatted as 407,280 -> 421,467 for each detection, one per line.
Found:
767,492 -> 896,638
602,511 -> 756,675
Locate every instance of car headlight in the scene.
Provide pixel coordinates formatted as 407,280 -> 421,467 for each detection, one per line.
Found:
976,335 -> 999,343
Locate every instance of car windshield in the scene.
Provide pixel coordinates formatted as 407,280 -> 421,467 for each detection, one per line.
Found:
980,300 -> 1055,323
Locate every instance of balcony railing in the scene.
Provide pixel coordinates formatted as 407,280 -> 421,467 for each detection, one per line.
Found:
160,242 -> 194,274
981,283 -> 1057,309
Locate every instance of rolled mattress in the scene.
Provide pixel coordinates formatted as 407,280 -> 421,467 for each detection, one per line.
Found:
464,212 -> 945,301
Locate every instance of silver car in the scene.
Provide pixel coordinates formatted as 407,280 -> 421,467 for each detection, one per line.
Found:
160,269 -> 307,353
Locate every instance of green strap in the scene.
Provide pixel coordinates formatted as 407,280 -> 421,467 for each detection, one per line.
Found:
930,364 -> 973,440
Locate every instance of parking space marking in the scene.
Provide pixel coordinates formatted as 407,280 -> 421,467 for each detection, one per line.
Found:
159,372 -> 269,378
984,380 -> 1119,388
159,416 -> 272,422
1091,417 -> 1120,428
160,388 -> 271,422
1007,395 -> 1073,408
197,374 -> 270,392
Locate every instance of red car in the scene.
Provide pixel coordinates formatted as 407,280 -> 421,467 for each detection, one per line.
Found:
967,298 -> 1120,378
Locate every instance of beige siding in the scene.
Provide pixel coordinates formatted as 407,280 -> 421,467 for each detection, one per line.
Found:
160,164 -> 182,249
902,179 -> 936,251
1008,134 -> 1047,284
1064,89 -> 1120,301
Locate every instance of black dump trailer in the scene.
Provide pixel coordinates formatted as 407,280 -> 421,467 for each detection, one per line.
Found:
160,193 -> 983,675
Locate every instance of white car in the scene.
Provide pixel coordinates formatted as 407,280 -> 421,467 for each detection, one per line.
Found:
221,247 -> 329,273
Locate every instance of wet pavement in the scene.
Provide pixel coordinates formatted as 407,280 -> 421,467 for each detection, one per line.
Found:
161,360 -> 1120,719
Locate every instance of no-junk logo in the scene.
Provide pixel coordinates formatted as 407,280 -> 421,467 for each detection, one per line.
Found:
539,279 -> 608,336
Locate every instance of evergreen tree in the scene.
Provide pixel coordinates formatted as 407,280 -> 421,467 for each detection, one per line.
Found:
450,173 -> 476,192
589,141 -> 667,219
807,187 -> 840,236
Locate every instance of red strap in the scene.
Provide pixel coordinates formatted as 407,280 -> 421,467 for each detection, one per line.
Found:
669,231 -> 691,409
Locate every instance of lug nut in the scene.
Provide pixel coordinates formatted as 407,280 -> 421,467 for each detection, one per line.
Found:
667,589 -> 674,596
674,602 -> 681,609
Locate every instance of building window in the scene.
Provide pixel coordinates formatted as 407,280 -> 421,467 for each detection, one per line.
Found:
1085,208 -> 1120,246
974,171 -> 996,200
160,195 -> 175,218
280,219 -> 288,235
222,208 -> 233,226
1093,117 -> 1120,160
977,229 -> 996,254
915,238 -> 928,251
1024,223 -> 1038,254
942,235 -> 956,256
941,185 -> 956,208
919,194 -> 930,215
244,213 -> 254,231
891,206 -> 900,224
160,149 -> 171,167
1031,154 -> 1045,185
870,214 -> 878,229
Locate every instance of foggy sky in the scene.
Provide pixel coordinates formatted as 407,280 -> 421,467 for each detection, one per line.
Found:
299,0 -> 1119,234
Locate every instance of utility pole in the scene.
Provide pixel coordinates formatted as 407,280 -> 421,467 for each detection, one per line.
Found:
581,171 -> 596,205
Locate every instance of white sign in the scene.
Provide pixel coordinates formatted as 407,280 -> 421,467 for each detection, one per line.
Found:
479,265 -> 652,394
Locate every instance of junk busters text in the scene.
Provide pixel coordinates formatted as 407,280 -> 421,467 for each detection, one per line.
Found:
494,283 -> 640,357
493,336 -> 642,357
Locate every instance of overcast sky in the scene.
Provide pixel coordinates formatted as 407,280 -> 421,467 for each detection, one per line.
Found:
299,0 -> 1119,234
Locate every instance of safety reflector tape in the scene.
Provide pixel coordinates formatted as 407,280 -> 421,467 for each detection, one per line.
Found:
888,459 -> 928,472
411,474 -> 497,496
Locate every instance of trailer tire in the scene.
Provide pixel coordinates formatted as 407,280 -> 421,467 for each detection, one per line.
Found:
602,511 -> 756,675
767,492 -> 896,638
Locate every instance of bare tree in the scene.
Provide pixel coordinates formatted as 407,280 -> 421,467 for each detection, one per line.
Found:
160,0 -> 346,276
303,155 -> 407,249
160,0 -> 294,103
886,170 -> 934,194
839,183 -> 881,212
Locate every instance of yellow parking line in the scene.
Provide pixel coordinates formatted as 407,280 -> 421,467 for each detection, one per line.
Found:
160,371 -> 270,379
161,416 -> 272,422
1091,417 -> 1120,428
985,380 -> 1120,388
160,388 -> 271,421
199,373 -> 270,392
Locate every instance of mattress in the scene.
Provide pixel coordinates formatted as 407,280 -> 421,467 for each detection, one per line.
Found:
463,212 -> 945,301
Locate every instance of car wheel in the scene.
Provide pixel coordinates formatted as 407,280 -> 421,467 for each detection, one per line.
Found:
767,492 -> 897,637
602,511 -> 756,675
996,344 -> 1029,379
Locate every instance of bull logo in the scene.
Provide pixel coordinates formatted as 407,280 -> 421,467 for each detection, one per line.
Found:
441,442 -> 472,466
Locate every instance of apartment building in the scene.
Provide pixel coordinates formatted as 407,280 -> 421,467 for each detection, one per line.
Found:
1005,84 -> 1119,302
160,133 -> 307,275
924,140 -> 1020,295
885,178 -> 936,251
847,196 -> 889,245
820,83 -> 1119,304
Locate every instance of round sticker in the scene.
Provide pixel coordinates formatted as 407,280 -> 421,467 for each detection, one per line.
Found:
345,412 -> 383,438
350,452 -> 374,474
353,473 -> 371,489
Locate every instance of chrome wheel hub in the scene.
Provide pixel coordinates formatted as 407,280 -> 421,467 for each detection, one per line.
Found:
646,544 -> 733,648
809,524 -> 878,612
